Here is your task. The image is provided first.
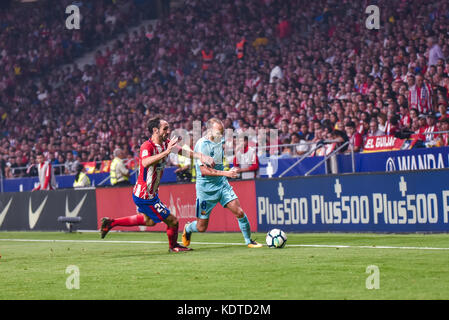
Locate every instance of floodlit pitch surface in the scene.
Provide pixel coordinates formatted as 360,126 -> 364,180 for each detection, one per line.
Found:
1,232 -> 449,300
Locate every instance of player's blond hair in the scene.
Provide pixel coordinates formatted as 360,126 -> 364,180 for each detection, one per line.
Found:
206,118 -> 223,130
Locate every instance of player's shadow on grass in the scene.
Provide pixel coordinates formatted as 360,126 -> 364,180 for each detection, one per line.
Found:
187,245 -> 242,252
97,250 -> 167,259
98,244 -> 242,258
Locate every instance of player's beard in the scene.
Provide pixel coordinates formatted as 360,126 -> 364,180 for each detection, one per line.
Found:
209,129 -> 223,144
211,133 -> 223,144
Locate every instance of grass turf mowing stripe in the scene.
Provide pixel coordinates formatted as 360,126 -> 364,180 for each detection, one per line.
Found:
1,238 -> 449,250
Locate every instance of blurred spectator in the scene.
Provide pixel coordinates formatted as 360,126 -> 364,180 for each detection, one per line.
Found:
437,104 -> 449,121
436,119 -> 449,147
110,148 -> 130,186
280,140 -> 294,158
25,158 -> 38,177
9,156 -> 25,178
233,136 -> 259,179
32,153 -> 56,191
294,134 -> 310,156
65,152 -> 79,175
73,163 -> 91,188
367,119 -> 385,137
269,59 -> 283,84
345,122 -> 363,153
408,74 -> 433,114
424,113 -> 438,143
427,37 -> 445,67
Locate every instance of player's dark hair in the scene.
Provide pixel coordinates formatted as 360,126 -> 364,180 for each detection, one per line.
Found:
147,117 -> 161,134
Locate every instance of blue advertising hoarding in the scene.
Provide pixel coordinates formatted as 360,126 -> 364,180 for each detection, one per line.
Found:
354,146 -> 449,173
255,169 -> 449,233
259,146 -> 449,177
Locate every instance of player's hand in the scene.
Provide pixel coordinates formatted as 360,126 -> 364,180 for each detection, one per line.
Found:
226,167 -> 239,179
201,154 -> 215,168
167,137 -> 179,152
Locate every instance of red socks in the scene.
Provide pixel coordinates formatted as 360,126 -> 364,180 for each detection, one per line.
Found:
110,214 -> 178,248
166,224 -> 179,248
111,214 -> 146,227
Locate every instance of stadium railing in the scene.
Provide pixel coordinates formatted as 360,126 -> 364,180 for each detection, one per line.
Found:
258,139 -> 355,177
304,140 -> 352,176
4,158 -> 138,179
2,131 -> 449,190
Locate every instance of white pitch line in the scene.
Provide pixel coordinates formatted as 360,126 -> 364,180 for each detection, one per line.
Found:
0,239 -> 244,246
0,238 -> 449,251
293,244 -> 449,251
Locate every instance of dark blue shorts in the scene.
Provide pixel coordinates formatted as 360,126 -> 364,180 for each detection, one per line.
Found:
132,194 -> 170,223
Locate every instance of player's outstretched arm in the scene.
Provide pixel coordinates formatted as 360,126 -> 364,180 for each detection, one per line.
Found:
200,165 -> 238,178
173,141 -> 215,168
142,138 -> 178,168
189,150 -> 215,167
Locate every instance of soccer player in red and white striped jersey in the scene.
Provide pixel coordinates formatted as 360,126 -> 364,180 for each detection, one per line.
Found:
100,117 -> 214,252
32,153 -> 56,191
132,135 -> 169,200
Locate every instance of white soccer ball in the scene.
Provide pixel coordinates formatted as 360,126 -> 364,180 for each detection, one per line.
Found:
266,228 -> 287,248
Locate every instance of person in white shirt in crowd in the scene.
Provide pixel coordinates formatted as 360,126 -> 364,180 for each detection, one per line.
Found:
64,151 -> 80,175
367,119 -> 385,137
427,36 -> 445,67
293,133 -> 310,156
269,59 -> 283,84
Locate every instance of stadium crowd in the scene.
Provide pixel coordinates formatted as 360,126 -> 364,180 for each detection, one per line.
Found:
1,0 -> 449,179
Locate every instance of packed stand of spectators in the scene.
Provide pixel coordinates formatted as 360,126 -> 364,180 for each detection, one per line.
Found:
0,0 -> 149,84
1,0 -> 449,180
0,0 -> 161,178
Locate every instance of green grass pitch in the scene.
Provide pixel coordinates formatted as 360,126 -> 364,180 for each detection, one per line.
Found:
1,231 -> 449,300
